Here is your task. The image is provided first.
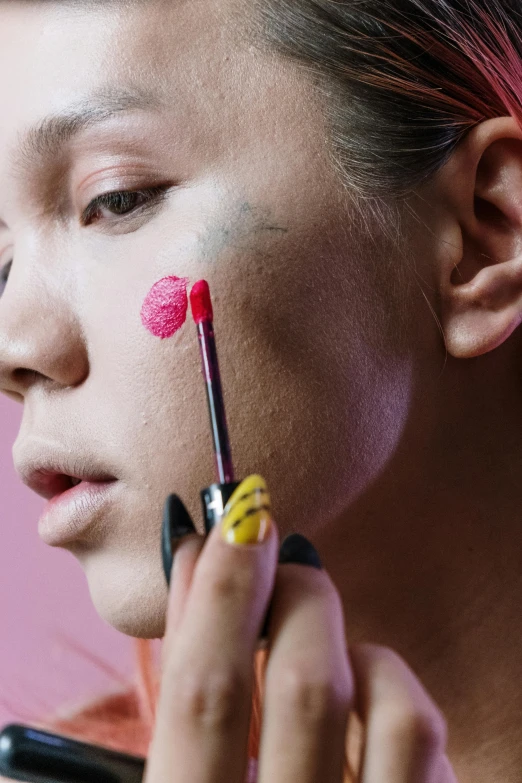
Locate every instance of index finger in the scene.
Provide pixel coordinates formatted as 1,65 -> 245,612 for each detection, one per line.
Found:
161,532 -> 206,670
146,475 -> 279,783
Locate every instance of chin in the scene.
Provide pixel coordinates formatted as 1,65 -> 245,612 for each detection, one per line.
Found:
85,555 -> 169,639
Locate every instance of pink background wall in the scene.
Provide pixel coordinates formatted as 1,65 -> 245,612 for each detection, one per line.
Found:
0,395 -> 135,728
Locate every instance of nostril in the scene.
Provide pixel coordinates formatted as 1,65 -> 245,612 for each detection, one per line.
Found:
12,368 -> 44,387
0,259 -> 12,297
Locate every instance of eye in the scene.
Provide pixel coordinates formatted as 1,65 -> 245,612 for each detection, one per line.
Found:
0,259 -> 12,297
81,185 -> 170,226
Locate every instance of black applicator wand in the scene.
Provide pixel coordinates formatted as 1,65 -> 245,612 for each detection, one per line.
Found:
189,280 -> 240,532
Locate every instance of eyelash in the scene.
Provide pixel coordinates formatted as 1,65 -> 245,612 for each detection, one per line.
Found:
81,185 -> 171,226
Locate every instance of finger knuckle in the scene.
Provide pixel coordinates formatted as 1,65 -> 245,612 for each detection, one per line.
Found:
170,666 -> 246,731
275,664 -> 346,725
205,564 -> 257,606
376,705 -> 447,755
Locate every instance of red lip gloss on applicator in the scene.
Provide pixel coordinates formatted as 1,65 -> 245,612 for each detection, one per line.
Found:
189,280 -> 240,532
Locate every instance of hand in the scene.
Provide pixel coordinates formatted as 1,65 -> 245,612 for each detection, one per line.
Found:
146,475 -> 458,783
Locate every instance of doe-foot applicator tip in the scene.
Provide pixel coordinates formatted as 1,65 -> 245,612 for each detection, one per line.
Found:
190,280 -> 214,325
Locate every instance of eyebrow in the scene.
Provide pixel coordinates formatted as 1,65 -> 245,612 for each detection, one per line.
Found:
11,86 -> 164,176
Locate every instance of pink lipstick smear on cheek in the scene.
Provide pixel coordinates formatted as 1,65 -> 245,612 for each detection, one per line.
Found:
140,276 -> 189,338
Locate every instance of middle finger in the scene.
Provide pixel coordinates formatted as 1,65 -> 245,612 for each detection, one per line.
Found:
258,546 -> 354,783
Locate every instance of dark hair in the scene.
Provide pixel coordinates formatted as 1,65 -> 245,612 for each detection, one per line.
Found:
253,0 -> 522,198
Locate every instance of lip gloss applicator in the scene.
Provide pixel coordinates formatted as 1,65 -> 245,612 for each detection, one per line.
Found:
189,280 -> 240,532
189,280 -> 268,773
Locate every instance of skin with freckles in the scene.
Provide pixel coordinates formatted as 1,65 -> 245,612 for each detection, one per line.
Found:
0,1 -> 522,780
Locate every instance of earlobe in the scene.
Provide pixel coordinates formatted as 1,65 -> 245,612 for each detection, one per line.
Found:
437,117 -> 522,358
443,256 -> 522,358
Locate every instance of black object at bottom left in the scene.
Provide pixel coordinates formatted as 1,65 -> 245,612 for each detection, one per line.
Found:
0,724 -> 145,783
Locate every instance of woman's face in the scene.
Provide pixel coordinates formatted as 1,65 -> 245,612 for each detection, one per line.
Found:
0,0 -> 434,637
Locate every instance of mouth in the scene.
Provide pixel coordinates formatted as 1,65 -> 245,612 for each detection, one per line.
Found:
20,466 -> 117,502
15,449 -> 120,546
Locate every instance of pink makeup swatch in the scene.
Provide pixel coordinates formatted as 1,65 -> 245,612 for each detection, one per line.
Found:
141,276 -> 189,339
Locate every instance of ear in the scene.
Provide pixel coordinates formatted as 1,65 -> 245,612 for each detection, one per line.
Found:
434,117 -> 522,358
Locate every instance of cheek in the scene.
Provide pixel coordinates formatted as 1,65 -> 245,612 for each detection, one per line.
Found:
203,231 -> 415,532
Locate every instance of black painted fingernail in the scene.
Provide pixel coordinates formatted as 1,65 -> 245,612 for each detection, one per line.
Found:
260,604 -> 272,641
278,533 -> 323,570
161,495 -> 197,586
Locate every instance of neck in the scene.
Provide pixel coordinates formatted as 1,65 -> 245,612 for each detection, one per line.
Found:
318,350 -> 522,782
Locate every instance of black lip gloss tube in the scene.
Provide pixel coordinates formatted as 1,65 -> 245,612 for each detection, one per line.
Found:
0,724 -> 145,783
200,481 -> 241,534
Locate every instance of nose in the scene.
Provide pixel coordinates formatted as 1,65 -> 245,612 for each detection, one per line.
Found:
0,259 -> 89,400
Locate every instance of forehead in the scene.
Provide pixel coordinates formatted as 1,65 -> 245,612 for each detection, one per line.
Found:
0,0 -> 251,166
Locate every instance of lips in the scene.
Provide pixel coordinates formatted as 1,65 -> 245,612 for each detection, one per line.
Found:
38,479 -> 119,547
14,441 -> 118,501
12,441 -> 120,545
21,467 -> 116,502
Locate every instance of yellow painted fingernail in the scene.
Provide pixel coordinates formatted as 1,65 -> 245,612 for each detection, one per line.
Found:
221,475 -> 272,545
